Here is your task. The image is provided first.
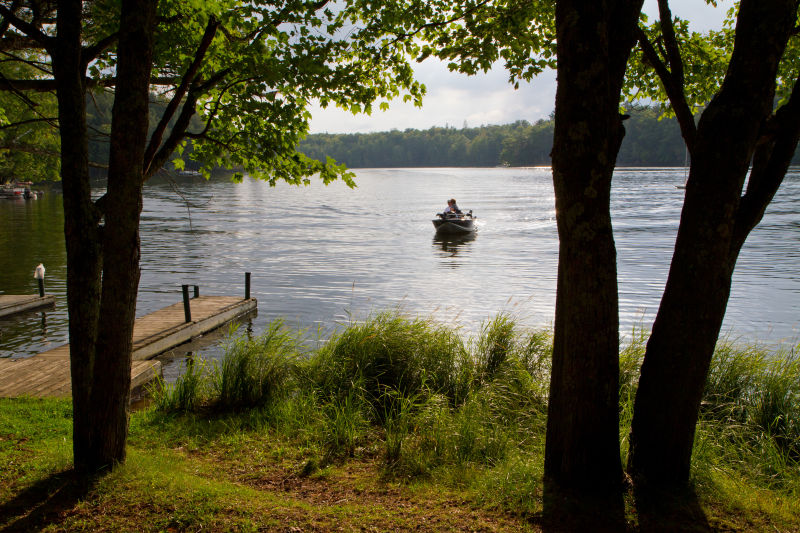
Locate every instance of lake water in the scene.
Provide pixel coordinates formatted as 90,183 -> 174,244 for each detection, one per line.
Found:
2,167 -> 798,378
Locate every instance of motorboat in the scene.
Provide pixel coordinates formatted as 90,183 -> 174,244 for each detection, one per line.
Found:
432,210 -> 476,235
0,181 -> 41,200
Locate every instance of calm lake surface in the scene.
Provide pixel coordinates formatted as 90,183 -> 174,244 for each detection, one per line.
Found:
2,167 -> 799,378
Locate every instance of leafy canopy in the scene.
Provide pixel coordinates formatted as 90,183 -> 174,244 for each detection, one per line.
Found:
0,0 -> 429,186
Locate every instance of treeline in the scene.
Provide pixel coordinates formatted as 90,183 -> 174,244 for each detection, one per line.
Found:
299,105 -> 691,167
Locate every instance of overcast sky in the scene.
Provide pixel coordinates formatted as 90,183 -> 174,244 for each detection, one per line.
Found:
308,0 -> 730,134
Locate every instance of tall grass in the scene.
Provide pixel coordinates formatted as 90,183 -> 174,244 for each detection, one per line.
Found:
150,357 -> 208,412
150,321 -> 305,412
151,311 -> 799,499
213,320 -> 303,409
306,311 -> 471,412
693,340 -> 800,489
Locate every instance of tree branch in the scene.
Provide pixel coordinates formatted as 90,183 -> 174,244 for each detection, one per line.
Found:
144,16 -> 219,174
657,0 -> 684,88
218,1 -> 329,45
82,31 -> 119,68
0,141 -> 58,156
0,116 -> 58,129
0,75 -> 186,92
0,49 -> 52,75
0,32 -> 46,51
732,74 -> 800,252
385,0 -> 493,51
144,68 -> 238,179
0,0 -> 19,41
636,26 -> 696,151
145,91 -> 200,180
0,4 -> 52,46
0,70 -> 50,110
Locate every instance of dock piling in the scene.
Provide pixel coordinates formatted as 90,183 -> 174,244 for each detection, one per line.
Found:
193,285 -> 199,298
182,285 -> 192,322
245,272 -> 251,300
34,263 -> 45,297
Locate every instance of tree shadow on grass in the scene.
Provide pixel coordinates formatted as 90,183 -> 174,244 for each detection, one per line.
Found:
0,469 -> 96,533
634,483 -> 712,533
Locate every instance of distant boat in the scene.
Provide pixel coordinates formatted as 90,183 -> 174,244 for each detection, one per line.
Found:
0,181 -> 41,200
176,169 -> 202,177
432,210 -> 476,235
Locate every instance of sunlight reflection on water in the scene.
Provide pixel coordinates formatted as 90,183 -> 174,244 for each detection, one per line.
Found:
1,167 -> 798,376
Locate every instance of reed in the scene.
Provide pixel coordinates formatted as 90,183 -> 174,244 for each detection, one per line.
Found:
378,316 -> 549,479
320,387 -> 370,460
307,311 -> 470,414
212,320 -> 304,409
693,340 -> 800,489
149,357 -> 208,412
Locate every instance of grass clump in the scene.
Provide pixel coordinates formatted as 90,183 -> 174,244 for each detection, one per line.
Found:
693,341 -> 800,491
213,320 -> 303,409
307,311 -> 471,411
151,357 -> 208,412
150,320 -> 305,412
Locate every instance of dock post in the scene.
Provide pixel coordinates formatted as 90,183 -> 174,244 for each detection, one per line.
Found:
193,285 -> 199,298
34,263 -> 45,297
245,272 -> 251,300
182,285 -> 192,322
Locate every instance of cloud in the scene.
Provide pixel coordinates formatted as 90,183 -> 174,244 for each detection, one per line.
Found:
309,59 -> 556,134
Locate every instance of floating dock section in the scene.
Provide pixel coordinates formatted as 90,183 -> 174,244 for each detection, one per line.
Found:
0,294 -> 56,318
0,295 -> 257,398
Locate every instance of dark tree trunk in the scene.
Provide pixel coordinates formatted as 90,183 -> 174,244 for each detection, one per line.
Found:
544,0 -> 643,509
628,0 -> 798,489
52,0 -> 157,472
87,0 -> 157,469
53,0 -> 102,473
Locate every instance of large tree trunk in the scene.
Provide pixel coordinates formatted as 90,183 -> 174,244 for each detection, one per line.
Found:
544,0 -> 643,509
53,0 -> 102,473
53,0 -> 157,472
628,0 -> 798,489
87,0 -> 157,468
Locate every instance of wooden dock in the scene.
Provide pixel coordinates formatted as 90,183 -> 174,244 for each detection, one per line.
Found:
0,295 -> 257,398
0,294 -> 56,318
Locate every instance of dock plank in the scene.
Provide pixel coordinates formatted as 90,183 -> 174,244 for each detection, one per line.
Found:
0,294 -> 56,318
0,358 -> 161,398
0,295 -> 256,398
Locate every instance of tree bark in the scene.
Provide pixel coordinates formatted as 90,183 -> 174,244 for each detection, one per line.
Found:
88,0 -> 157,468
544,0 -> 643,505
628,0 -> 798,489
52,0 -> 102,473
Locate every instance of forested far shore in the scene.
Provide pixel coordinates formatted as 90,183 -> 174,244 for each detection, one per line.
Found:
300,104 -> 800,168
7,99 -> 797,183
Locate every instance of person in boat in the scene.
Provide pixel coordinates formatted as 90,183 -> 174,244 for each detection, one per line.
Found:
443,198 -> 462,216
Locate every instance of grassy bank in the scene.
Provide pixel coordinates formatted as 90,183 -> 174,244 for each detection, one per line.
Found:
1,312 -> 798,531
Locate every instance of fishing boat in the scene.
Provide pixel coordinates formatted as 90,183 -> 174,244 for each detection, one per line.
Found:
432,210 -> 476,235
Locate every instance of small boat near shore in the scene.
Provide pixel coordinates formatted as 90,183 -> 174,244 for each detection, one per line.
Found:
432,210 -> 476,235
1,181 -> 42,200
